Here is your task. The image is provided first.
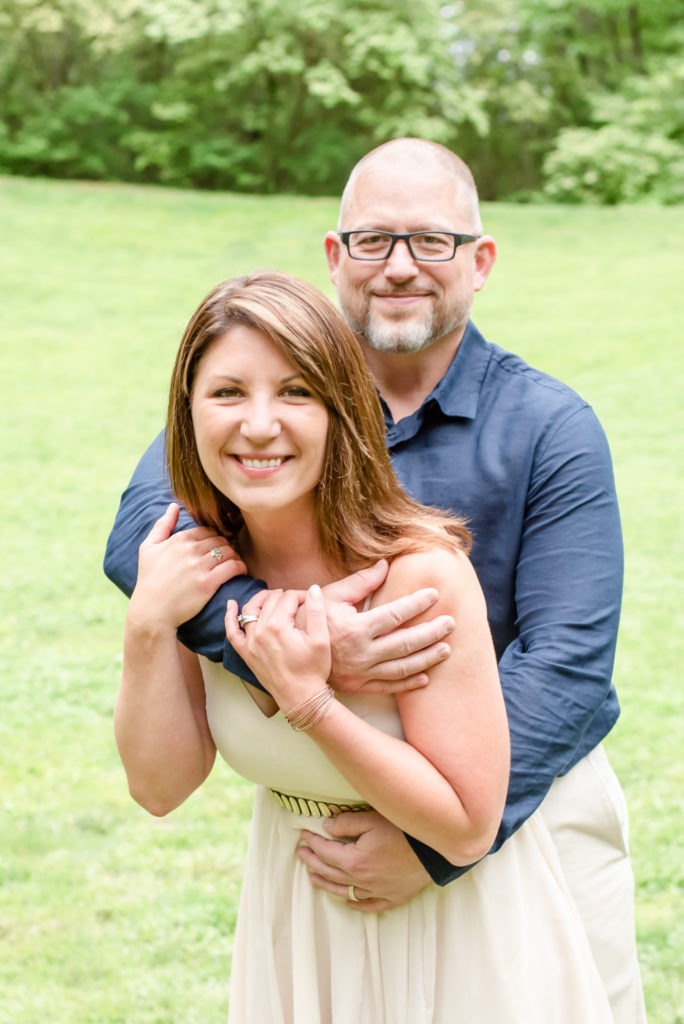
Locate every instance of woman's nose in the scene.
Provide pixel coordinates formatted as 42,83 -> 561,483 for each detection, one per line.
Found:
239,398 -> 281,441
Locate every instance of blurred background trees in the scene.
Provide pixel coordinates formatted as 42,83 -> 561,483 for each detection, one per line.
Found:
0,0 -> 681,201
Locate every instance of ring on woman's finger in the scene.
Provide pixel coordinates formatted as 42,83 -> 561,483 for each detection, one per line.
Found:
237,613 -> 260,628
347,884 -> 360,902
210,547 -> 223,564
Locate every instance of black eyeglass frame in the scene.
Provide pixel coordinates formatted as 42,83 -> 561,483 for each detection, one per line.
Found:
339,230 -> 481,262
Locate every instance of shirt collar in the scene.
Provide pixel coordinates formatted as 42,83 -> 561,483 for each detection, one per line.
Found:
430,321 -> 492,420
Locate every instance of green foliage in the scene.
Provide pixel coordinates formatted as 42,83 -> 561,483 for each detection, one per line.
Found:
440,0 -> 684,200
0,0 -> 461,193
543,55 -> 684,203
0,0 -> 682,198
543,125 -> 684,205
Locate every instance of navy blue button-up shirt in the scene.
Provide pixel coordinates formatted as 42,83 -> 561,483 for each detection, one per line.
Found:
104,321 -> 622,884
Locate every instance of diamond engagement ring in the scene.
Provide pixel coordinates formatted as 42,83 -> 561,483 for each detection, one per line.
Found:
210,547 -> 223,564
237,613 -> 259,627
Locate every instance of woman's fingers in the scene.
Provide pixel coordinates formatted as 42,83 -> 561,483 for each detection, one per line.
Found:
143,502 -> 180,546
305,584 -> 330,648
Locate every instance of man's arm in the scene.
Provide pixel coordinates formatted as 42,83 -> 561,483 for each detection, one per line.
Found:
406,403 -> 623,882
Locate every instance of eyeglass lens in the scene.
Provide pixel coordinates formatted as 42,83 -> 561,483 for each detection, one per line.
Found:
348,232 -> 456,261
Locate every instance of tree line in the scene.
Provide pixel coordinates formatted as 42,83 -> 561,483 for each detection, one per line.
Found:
1,0 -> 682,202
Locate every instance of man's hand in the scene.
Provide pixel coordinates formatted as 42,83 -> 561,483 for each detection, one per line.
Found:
321,560 -> 455,695
297,810 -> 431,912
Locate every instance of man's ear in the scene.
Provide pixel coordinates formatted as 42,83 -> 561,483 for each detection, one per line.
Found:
473,236 -> 497,293
324,232 -> 342,284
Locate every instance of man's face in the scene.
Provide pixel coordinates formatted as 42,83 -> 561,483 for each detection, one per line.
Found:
326,161 -> 493,355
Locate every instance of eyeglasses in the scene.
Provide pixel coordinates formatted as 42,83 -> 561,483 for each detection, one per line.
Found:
339,230 -> 481,262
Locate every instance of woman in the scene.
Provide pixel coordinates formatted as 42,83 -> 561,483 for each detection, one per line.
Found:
115,271 -> 612,1023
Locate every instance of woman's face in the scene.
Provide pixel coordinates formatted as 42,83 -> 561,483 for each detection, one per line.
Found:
191,325 -> 329,522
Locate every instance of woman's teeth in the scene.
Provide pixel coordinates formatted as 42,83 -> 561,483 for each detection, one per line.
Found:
239,457 -> 285,469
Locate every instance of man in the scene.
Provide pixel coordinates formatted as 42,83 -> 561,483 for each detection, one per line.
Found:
105,139 -> 645,1021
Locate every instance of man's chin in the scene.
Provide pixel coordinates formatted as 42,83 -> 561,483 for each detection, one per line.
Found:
365,322 -> 435,354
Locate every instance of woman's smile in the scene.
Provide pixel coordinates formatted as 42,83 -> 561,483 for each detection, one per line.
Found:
234,453 -> 289,468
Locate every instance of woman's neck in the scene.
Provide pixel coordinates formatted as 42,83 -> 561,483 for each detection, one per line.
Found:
239,509 -> 337,590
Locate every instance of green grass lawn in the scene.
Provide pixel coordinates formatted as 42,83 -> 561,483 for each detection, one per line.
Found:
1,175 -> 682,1023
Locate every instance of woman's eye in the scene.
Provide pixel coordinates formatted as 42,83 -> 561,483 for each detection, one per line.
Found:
282,386 -> 312,398
214,387 -> 242,398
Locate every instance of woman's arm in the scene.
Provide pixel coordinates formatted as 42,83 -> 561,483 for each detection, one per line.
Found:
116,627 -> 216,816
114,504 -> 237,814
227,552 -> 510,866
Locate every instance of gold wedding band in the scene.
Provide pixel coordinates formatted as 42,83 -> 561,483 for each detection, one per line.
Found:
347,884 -> 360,902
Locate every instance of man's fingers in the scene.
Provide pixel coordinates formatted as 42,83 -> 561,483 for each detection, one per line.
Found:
321,811 -> 374,841
348,673 -> 425,695
364,617 -> 454,664
305,872 -> 384,908
296,835 -> 355,883
354,652 -> 454,694
360,590 -> 444,637
304,866 -> 394,912
321,559 -> 389,605
364,639 -> 453,684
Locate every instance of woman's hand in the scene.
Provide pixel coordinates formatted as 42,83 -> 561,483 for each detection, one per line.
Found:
225,585 -> 332,711
128,503 -> 247,630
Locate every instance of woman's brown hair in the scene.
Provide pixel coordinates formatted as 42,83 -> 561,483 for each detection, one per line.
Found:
167,271 -> 470,572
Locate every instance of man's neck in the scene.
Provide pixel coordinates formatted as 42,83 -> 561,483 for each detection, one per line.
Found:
361,333 -> 463,422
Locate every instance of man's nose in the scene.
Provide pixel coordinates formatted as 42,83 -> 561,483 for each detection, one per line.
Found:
384,238 -> 420,280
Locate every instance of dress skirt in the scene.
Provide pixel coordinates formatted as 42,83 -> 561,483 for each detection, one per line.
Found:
202,661 -> 613,1024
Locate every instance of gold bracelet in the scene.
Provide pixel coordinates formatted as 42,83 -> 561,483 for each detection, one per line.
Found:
285,686 -> 336,731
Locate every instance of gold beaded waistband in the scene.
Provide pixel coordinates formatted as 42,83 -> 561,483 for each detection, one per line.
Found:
269,788 -> 371,818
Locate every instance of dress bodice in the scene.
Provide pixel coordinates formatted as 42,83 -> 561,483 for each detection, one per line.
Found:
201,659 -> 405,804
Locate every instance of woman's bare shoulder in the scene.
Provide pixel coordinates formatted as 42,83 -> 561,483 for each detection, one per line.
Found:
378,545 -> 482,613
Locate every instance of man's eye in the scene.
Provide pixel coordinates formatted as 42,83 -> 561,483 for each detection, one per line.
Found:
415,234 -> 449,248
357,234 -> 388,247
